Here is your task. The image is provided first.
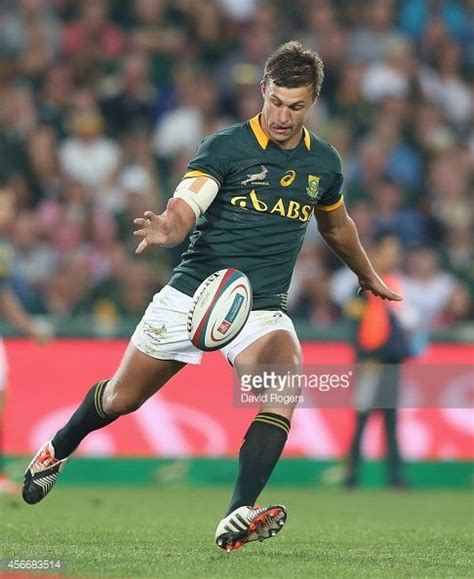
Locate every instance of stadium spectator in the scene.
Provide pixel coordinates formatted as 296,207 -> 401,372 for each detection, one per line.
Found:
153,68 -> 226,159
344,233 -> 414,489
99,52 -> 157,137
403,247 -> 457,333
37,64 -> 73,138
348,0 -> 405,63
60,0 -> 125,69
361,38 -> 413,103
59,108 -> 120,205
0,0 -> 60,63
370,179 -> 428,247
419,39 -> 472,126
130,0 -> 187,87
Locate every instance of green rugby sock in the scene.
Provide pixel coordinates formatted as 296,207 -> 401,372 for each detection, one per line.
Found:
226,411 -> 290,515
52,381 -> 116,460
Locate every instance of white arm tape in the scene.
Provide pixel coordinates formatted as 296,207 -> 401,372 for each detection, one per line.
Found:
173,177 -> 219,220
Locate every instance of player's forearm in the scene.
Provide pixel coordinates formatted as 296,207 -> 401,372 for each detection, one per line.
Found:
318,215 -> 378,283
0,288 -> 36,337
160,199 -> 195,247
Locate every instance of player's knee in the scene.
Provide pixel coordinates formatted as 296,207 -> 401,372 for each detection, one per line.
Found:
109,396 -> 143,416
101,381 -> 144,416
289,348 -> 302,369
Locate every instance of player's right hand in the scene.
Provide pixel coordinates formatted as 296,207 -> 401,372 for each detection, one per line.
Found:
133,198 -> 195,253
133,209 -> 172,254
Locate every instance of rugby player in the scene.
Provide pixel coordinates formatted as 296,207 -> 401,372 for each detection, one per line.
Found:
23,42 -> 401,551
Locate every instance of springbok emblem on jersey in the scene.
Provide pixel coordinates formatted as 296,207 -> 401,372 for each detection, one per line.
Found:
242,165 -> 269,186
306,174 -> 321,199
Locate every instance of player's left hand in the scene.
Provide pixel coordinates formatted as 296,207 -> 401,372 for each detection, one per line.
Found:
357,276 -> 403,301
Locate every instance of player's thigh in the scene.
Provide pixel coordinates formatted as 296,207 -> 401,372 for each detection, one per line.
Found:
104,284 -> 202,412
103,342 -> 186,412
233,329 -> 302,419
234,329 -> 302,368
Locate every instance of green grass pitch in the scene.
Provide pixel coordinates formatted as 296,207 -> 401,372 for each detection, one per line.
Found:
1,487 -> 472,577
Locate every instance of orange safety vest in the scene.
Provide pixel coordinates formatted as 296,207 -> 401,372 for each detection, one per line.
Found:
358,274 -> 403,351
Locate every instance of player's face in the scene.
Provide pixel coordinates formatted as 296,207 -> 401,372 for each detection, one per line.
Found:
260,81 -> 314,149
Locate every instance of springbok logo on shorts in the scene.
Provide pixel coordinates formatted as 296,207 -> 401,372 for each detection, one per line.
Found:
242,165 -> 269,186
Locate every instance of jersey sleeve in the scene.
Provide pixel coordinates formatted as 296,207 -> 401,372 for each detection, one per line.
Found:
183,134 -> 228,186
317,145 -> 344,212
317,173 -> 344,211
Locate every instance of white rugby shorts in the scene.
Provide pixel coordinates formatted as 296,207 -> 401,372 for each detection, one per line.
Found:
131,285 -> 297,366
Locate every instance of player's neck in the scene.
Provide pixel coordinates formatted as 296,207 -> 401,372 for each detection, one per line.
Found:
259,114 -> 304,150
276,130 -> 304,151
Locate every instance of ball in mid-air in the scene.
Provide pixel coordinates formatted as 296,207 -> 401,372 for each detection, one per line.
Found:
187,268 -> 252,351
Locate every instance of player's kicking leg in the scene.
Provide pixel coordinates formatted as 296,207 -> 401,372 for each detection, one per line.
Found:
22,344 -> 184,504
215,329 -> 301,551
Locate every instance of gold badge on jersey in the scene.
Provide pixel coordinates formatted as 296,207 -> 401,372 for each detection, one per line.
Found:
280,170 -> 296,187
306,175 -> 320,199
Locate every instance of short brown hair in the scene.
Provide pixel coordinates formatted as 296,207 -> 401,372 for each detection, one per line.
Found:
263,41 -> 324,101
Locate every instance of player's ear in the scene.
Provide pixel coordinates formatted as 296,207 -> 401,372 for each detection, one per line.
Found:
260,80 -> 267,98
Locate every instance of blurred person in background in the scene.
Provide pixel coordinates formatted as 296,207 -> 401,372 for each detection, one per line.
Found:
25,124 -> 62,205
436,284 -> 472,330
343,233 -> 419,489
291,269 -> 341,326
59,108 -> 120,209
153,66 -> 227,160
403,246 -> 458,339
37,64 -> 73,138
370,178 -> 428,247
348,0 -> 405,64
440,223 -> 473,291
361,37 -> 414,104
287,242 -> 326,314
398,0 -> 469,43
93,260 -> 156,319
60,0 -> 125,83
130,0 -> 187,87
369,111 -> 422,192
418,39 -> 472,127
346,136 -> 390,202
0,186 -> 50,493
0,0 -> 60,67
0,85 -> 38,208
99,51 -> 157,137
217,23 -> 276,107
9,210 -> 57,313
40,252 -> 91,319
330,59 -> 373,135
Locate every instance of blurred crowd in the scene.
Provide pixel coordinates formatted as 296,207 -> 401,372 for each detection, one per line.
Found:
0,0 -> 472,331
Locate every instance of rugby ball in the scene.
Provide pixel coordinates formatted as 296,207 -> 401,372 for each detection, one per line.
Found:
187,269 -> 252,351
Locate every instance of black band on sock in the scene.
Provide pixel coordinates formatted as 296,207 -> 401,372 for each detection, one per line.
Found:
253,412 -> 291,436
226,411 -> 291,515
94,380 -> 109,419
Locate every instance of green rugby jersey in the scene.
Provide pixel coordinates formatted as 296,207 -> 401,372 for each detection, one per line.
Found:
169,114 -> 344,311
